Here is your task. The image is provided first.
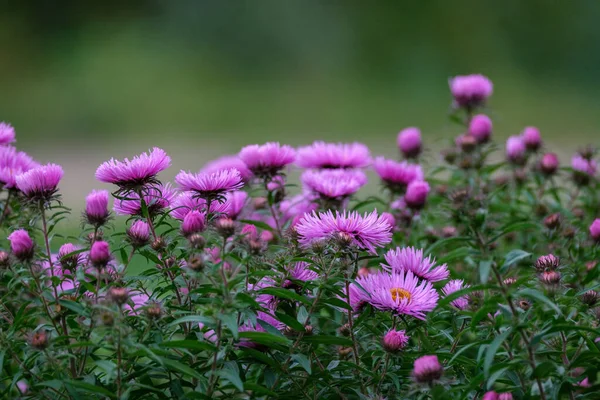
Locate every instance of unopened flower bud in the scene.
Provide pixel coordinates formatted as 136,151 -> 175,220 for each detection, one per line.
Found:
469,114 -> 492,143
397,127 -> 422,158
108,287 -> 129,305
589,219 -> 600,242
58,243 -> 80,271
187,233 -> 205,250
30,331 -> 49,350
540,153 -> 559,175
100,312 -> 114,326
503,277 -> 517,286
145,302 -> 162,319
215,218 -> 235,238
338,346 -> 353,357
181,210 -> 206,237
518,299 -> 532,311
543,213 -> 561,230
460,135 -> 477,153
539,270 -> 561,286
405,181 -> 430,210
187,256 -> 204,272
581,290 -> 599,306
253,197 -> 268,210
357,267 -> 370,278
382,329 -> 409,353
506,136 -> 526,165
8,229 -> 34,261
522,126 -> 542,151
339,323 -> 351,337
413,355 -> 443,384
0,251 -> 10,268
127,220 -> 150,248
151,237 -> 166,251
586,261 -> 598,271
335,232 -> 354,248
85,189 -> 110,227
441,148 -> 457,164
90,241 -> 111,268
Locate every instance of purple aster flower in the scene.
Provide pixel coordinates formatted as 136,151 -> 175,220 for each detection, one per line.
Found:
449,74 -> 493,108
280,194 -> 318,223
15,163 -> 63,201
181,210 -> 206,237
355,271 -> 439,319
521,126 -> 542,151
296,141 -> 371,169
442,279 -> 469,310
170,190 -> 242,220
590,219 -> 600,242
224,190 -> 248,219
468,114 -> 492,143
506,136 -> 526,165
572,154 -> 597,176
0,146 -> 39,188
301,168 -> 367,200
85,189 -> 110,226
127,220 -> 151,248
373,157 -> 423,192
200,154 -> 252,181
413,355 -> 443,383
397,127 -> 422,159
90,241 -> 111,268
239,142 -> 296,177
113,183 -> 176,216
175,168 -> 243,201
95,147 -> 171,190
539,153 -> 559,176
283,262 -> 319,289
8,229 -> 34,261
382,329 -> 409,353
0,122 -> 16,145
404,180 -> 430,210
382,247 -> 449,282
296,210 -> 392,254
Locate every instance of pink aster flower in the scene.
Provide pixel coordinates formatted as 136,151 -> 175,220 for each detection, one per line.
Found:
468,114 -> 492,143
181,210 -> 206,237
16,380 -> 28,395
0,146 -> 39,188
175,168 -> 243,201
539,153 -> 559,176
85,189 -> 110,226
15,163 -> 63,201
224,190 -> 248,219
284,262 -> 319,288
113,183 -> 176,216
572,154 -> 597,176
382,329 -> 409,353
355,271 -> 439,319
397,127 -> 422,159
404,180 -> 430,209
521,126 -> 542,151
449,74 -> 493,108
95,148 -> 170,190
200,154 -> 252,181
382,247 -> 449,282
505,136 -> 526,165
296,210 -> 392,254
280,194 -> 318,223
296,141 -> 371,169
127,220 -> 151,248
239,142 -> 296,177
90,241 -> 111,268
170,190 -> 243,220
301,168 -> 367,200
442,279 -> 469,310
590,219 -> 600,242
8,229 -> 34,261
413,355 -> 443,383
373,157 -> 423,192
0,122 -> 16,145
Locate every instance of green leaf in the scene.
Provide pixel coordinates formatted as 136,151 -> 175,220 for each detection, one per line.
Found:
275,311 -> 305,332
217,362 -> 244,392
320,297 -> 352,310
238,331 -> 291,346
302,335 -> 353,346
487,367 -> 509,390
291,354 -> 312,374
487,221 -> 538,244
161,358 -> 204,380
160,340 -> 216,352
425,236 -> 473,255
168,315 -> 213,327
484,328 -> 512,378
58,300 -> 89,317
244,382 -> 277,396
259,287 -> 311,305
219,312 -> 239,339
479,260 -> 492,284
502,250 -> 531,269
65,381 -> 116,399
516,288 -> 562,315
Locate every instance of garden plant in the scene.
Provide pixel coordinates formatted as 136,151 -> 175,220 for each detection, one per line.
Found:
0,75 -> 599,399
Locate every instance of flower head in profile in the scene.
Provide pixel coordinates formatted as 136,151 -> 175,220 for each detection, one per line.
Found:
469,114 -> 492,143
296,141 -> 371,169
382,329 -> 409,353
127,220 -> 151,248
0,122 -> 16,145
170,190 -> 244,220
382,247 -> 449,282
404,180 -> 430,210
355,271 -> 439,319
590,219 -> 600,242
397,127 -> 422,158
175,168 -> 243,201
373,157 -> 423,193
413,355 -> 443,383
8,229 -> 35,261
279,194 -> 318,224
113,183 -> 176,216
296,210 -> 392,254
200,154 -> 252,181
442,279 -> 469,310
95,148 -> 171,191
85,189 -> 110,226
16,163 -> 63,201
506,136 -> 526,165
0,146 -> 39,188
449,74 -> 493,108
239,142 -> 296,178
521,126 -> 542,151
572,154 -> 597,186
301,168 -> 367,200
283,262 -> 319,289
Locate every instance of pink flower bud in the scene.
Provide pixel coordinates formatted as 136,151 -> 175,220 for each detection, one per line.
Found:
127,220 -> 150,247
413,355 -> 443,383
468,114 -> 492,143
8,229 -> 34,261
181,210 -> 206,237
539,153 -> 558,175
590,219 -> 600,242
522,126 -> 542,151
382,329 -> 409,353
85,189 -> 110,226
404,180 -> 430,209
58,243 -> 80,270
397,127 -> 422,158
482,392 -> 499,400
90,240 -> 111,267
506,136 -> 526,165
449,74 -> 493,108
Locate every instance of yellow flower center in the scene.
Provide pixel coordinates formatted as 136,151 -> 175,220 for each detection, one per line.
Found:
390,288 -> 411,302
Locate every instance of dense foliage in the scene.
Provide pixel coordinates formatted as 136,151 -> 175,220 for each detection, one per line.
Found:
0,75 -> 599,399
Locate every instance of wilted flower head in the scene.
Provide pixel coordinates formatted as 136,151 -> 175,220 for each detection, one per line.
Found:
301,168 -> 367,200
200,154 -> 252,181
404,180 -> 430,209
8,229 -> 34,261
175,168 -> 243,201
397,127 -> 422,158
522,126 -> 542,151
16,163 -> 63,201
413,355 -> 443,383
449,74 -> 493,108
127,220 -> 151,248
590,219 -> 600,242
114,183 -> 176,216
0,122 -> 16,145
0,146 -> 39,188
90,240 -> 111,268
382,247 -> 449,282
505,136 -> 526,165
539,153 -> 559,176
181,210 -> 206,237
382,329 -> 409,353
296,141 -> 371,169
373,157 -> 424,192
85,189 -> 110,226
58,243 -> 81,270
95,148 -> 171,191
442,279 -> 469,310
355,271 -> 439,319
296,210 -> 392,254
468,114 -> 492,143
239,142 -> 296,177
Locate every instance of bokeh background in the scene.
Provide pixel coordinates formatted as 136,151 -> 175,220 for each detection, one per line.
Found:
3,0 -> 600,211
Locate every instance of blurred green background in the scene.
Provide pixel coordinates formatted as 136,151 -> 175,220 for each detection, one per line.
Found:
2,0 -> 600,210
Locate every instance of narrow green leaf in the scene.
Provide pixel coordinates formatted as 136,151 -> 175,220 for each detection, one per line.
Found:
160,340 -> 216,352
291,354 -> 312,374
161,358 -> 204,380
65,381 -> 116,399
516,288 -> 562,315
302,335 -> 353,346
484,328 -> 511,378
260,288 -> 311,305
479,260 -> 492,284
